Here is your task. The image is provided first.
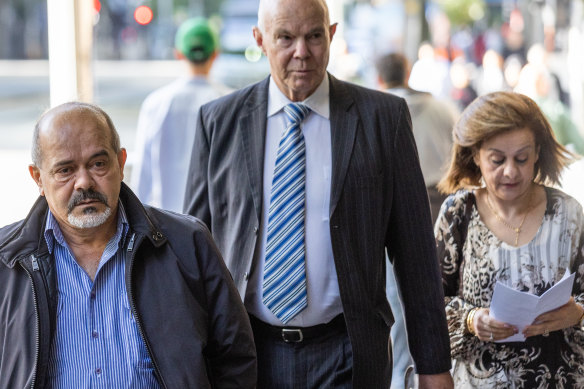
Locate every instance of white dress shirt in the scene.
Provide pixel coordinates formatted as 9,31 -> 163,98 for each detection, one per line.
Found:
245,76 -> 343,326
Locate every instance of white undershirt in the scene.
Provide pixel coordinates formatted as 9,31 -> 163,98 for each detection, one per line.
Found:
244,76 -> 343,326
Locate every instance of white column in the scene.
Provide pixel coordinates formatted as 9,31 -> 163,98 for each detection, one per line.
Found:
75,0 -> 94,103
47,0 -> 93,107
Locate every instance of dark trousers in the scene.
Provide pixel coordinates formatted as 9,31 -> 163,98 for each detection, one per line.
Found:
250,316 -> 353,389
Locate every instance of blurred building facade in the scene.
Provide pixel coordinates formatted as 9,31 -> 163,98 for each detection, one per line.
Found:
1,0 -> 584,150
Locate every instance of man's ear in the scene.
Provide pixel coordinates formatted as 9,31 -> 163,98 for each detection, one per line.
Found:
252,26 -> 267,56
329,23 -> 337,41
174,48 -> 185,60
377,75 -> 386,90
29,165 -> 44,196
117,148 -> 127,181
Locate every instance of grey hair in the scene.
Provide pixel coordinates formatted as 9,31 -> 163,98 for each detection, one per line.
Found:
32,102 -> 121,167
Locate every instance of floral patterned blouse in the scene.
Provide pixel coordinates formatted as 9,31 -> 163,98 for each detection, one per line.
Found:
435,187 -> 584,388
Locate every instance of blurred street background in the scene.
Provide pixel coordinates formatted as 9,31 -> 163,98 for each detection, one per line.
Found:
1,0 -> 584,226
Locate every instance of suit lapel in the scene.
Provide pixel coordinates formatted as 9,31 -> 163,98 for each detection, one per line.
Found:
239,77 -> 270,222
328,75 -> 358,217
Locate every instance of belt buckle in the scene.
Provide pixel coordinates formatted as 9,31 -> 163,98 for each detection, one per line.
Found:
281,328 -> 303,343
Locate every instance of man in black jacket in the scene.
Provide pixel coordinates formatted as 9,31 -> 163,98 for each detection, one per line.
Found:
0,102 -> 256,388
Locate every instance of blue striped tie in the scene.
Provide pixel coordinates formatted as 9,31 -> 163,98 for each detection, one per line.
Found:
263,103 -> 310,324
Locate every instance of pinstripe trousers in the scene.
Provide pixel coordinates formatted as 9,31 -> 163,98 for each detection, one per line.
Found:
252,321 -> 353,388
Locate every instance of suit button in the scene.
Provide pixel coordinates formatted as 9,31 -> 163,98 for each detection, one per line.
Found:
332,225 -> 339,229
244,272 -> 249,281
253,226 -> 258,234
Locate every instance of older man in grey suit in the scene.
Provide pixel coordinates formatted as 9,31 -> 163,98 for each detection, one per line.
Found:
184,0 -> 453,387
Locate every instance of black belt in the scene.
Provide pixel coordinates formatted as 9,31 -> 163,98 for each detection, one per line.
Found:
249,314 -> 346,343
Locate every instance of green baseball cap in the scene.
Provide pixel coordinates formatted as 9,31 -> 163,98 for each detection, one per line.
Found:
175,18 -> 218,63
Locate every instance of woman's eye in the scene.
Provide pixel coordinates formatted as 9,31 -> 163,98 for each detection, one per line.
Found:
492,159 -> 504,165
516,158 -> 528,164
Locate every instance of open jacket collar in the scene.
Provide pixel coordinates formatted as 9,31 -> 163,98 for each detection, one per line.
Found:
238,73 -> 358,221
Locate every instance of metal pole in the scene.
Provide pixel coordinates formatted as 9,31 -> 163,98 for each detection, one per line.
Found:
75,0 -> 94,102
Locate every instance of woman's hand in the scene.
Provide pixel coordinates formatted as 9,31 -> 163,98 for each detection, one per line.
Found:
472,308 -> 518,342
523,297 -> 584,338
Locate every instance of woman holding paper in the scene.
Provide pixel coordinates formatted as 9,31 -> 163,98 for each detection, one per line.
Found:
435,91 -> 584,388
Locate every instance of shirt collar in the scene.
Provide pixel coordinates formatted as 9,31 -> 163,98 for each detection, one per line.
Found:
44,201 -> 129,254
267,74 -> 329,120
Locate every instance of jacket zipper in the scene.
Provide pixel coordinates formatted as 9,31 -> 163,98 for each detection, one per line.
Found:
125,233 -> 167,388
21,255 -> 41,389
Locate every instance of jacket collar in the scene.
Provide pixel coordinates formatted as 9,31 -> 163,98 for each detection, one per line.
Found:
239,73 -> 358,221
0,183 -> 166,268
238,76 -> 270,222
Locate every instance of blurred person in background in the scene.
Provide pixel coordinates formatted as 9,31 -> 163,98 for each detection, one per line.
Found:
525,43 -> 569,105
449,57 -> 478,111
132,17 -> 230,212
474,49 -> 507,96
515,63 -> 584,155
436,91 -> 584,387
501,8 -> 527,64
0,102 -> 256,388
409,42 -> 451,99
377,52 -> 457,224
502,54 -> 524,90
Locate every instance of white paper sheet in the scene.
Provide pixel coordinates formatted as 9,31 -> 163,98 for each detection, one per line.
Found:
489,272 -> 575,342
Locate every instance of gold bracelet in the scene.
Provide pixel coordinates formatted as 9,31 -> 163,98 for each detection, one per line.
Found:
468,309 -> 476,335
466,307 -> 478,335
466,309 -> 473,335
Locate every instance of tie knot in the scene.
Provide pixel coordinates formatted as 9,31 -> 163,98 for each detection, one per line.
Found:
284,103 -> 310,126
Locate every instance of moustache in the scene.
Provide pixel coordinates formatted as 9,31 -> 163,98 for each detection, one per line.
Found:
67,189 -> 109,214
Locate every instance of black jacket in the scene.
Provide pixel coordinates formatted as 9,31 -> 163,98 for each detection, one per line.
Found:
184,75 -> 451,386
0,183 -> 256,388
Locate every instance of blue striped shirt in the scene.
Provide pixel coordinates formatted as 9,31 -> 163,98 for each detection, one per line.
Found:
44,204 -> 161,388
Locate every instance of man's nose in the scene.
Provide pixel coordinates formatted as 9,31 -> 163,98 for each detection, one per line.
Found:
73,168 -> 95,191
293,38 -> 309,59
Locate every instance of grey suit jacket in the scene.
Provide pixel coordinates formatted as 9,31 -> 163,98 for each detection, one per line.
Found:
184,74 -> 451,387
